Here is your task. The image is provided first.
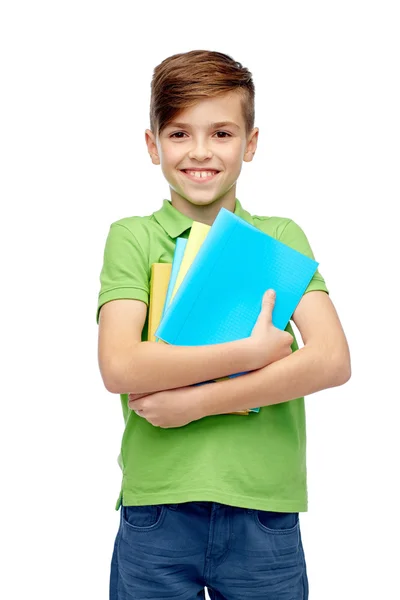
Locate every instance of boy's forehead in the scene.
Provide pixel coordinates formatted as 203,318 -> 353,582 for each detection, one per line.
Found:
168,94 -> 244,128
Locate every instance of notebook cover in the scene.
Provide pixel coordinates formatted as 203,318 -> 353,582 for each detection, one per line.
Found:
147,263 -> 172,342
156,207 -> 318,344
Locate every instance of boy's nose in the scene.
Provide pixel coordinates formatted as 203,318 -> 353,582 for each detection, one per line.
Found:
188,145 -> 213,161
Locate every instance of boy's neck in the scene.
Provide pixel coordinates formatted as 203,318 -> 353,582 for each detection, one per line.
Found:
170,192 -> 236,226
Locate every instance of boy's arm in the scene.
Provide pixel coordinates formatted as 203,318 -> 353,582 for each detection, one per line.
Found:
98,298 -> 262,395
195,291 -> 351,416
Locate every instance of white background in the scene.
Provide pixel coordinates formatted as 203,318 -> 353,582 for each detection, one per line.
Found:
1,1 -> 399,598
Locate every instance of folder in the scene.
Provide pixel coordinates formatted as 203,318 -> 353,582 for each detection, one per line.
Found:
156,206 -> 318,353
148,238 -> 187,346
147,263 -> 172,342
163,237 -> 188,317
170,222 -> 210,304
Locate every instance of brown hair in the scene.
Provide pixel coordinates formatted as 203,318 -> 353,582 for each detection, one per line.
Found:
149,50 -> 255,139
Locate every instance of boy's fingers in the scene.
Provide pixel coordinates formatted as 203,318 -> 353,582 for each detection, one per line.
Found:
128,392 -> 147,401
128,396 -> 144,411
261,289 -> 276,315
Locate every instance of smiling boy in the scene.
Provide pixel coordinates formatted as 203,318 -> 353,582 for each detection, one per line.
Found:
97,50 -> 351,600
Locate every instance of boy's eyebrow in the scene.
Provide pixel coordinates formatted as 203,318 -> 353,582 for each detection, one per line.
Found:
166,121 -> 240,130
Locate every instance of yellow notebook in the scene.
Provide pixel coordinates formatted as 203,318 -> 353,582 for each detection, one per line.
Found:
147,263 -> 172,342
170,221 -> 211,304
169,224 -> 249,416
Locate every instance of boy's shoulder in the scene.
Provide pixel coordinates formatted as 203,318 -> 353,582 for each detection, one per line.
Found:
250,212 -> 294,240
112,213 -> 153,229
110,212 -> 160,237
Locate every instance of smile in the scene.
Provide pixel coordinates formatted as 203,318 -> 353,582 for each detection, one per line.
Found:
180,170 -> 220,183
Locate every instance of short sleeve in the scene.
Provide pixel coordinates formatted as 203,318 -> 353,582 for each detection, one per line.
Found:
96,222 -> 150,324
279,219 -> 329,295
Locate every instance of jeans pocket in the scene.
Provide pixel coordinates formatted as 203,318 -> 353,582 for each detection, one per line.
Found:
255,510 -> 299,534
121,504 -> 165,530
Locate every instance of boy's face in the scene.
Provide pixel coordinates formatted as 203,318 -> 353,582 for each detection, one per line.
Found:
145,92 -> 258,220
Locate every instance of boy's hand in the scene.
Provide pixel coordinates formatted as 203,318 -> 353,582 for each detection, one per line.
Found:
128,386 -> 204,428
250,290 -> 294,368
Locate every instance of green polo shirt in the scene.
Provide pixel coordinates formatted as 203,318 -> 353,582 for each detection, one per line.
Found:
96,199 -> 328,512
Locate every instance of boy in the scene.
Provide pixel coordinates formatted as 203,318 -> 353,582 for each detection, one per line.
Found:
97,50 -> 351,600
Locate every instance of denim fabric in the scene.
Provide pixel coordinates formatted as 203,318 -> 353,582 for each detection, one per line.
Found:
110,501 -> 308,599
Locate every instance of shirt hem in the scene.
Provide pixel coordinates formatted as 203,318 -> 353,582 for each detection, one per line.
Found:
115,488 -> 308,513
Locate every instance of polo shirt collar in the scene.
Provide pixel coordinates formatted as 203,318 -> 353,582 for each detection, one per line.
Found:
153,198 -> 254,238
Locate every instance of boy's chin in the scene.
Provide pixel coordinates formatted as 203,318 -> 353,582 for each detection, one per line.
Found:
171,192 -> 220,207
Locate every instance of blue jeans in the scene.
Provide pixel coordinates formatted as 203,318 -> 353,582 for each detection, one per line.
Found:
110,501 -> 308,599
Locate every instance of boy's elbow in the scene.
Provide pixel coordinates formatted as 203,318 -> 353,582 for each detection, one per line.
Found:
103,370 -> 142,395
100,353 -> 142,395
337,362 -> 351,386
103,373 -> 123,394
108,362 -> 145,395
100,364 -> 124,394
98,359 -> 118,393
332,352 -> 352,386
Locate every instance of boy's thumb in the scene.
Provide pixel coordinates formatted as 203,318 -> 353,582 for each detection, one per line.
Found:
262,289 -> 276,314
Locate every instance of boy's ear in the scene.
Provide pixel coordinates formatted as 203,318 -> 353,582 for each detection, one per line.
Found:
243,127 -> 259,163
243,149 -> 255,162
145,129 -> 160,165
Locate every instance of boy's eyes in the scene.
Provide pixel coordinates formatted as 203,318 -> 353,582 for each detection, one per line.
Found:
169,131 -> 231,139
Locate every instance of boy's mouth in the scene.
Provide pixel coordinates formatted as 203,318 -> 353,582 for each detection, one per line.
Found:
180,169 -> 221,183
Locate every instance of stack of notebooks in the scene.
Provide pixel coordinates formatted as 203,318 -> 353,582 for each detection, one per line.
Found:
147,208 -> 319,416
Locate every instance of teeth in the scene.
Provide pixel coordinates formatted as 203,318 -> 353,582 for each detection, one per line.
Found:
185,170 -> 217,178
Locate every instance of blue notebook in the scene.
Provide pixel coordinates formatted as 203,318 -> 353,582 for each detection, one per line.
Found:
156,208 -> 318,347
161,237 -> 188,321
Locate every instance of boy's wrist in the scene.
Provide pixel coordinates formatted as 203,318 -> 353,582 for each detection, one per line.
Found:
191,378 -> 231,420
239,337 -> 263,372
189,383 -> 209,421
